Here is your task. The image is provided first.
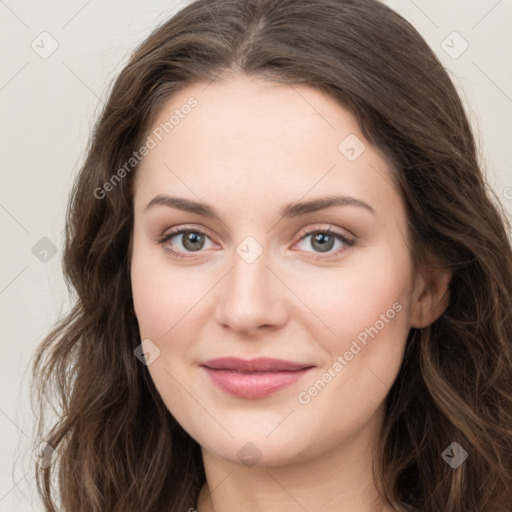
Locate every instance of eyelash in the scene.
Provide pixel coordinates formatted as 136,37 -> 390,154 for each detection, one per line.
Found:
158,225 -> 356,259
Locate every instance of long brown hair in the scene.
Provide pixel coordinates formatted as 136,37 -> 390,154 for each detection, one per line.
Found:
31,0 -> 512,510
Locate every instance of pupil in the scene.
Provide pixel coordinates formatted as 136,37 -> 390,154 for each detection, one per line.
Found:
313,233 -> 334,252
180,231 -> 335,253
184,231 -> 204,251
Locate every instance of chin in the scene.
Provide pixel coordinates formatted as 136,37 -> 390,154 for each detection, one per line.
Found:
195,422 -> 322,468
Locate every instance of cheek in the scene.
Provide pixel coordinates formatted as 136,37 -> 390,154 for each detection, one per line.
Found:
291,242 -> 413,347
130,238 -> 203,341
129,227 -> 415,457
290,244 -> 413,412
292,249 -> 411,420
131,229 -> 414,361
130,241 -> 203,431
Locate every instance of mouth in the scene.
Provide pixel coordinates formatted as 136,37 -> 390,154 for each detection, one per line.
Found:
200,357 -> 315,399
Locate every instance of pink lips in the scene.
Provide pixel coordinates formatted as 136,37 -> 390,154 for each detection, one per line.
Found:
200,357 -> 314,399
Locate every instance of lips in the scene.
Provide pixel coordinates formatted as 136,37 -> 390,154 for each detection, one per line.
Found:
200,357 -> 314,399
201,357 -> 312,373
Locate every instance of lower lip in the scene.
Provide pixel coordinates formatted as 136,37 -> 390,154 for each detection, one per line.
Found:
201,367 -> 314,399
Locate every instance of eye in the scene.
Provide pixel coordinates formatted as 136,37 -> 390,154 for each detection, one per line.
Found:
293,227 -> 355,258
158,225 -> 355,259
158,227 -> 215,258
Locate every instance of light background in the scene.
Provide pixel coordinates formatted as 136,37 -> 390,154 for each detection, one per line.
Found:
0,0 -> 511,510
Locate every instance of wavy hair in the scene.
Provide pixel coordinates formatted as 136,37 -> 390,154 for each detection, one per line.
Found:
31,0 -> 512,510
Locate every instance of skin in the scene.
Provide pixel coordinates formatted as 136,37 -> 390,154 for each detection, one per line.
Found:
130,73 -> 451,512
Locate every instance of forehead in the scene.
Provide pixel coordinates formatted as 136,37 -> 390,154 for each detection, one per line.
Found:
134,74 -> 400,220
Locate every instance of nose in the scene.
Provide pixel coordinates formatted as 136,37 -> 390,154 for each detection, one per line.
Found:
214,249 -> 289,336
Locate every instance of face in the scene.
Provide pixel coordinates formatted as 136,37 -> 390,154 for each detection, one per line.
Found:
130,74 -> 421,467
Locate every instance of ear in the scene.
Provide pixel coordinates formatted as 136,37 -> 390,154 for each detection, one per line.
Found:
409,266 -> 452,328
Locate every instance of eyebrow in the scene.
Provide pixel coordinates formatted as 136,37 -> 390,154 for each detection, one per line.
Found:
144,194 -> 375,218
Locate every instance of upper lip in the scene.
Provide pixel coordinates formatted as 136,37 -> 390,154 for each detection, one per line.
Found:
200,357 -> 314,373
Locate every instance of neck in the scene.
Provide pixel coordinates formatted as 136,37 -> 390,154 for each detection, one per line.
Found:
196,405 -> 394,512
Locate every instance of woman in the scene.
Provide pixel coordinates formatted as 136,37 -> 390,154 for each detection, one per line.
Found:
31,0 -> 512,510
